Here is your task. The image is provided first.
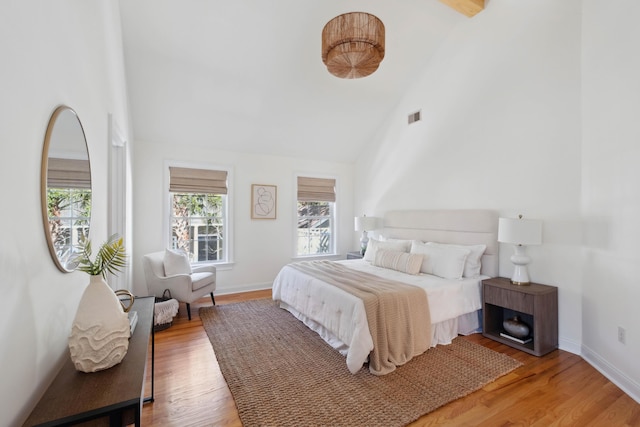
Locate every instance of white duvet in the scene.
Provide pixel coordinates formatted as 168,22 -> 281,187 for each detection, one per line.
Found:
272,259 -> 485,374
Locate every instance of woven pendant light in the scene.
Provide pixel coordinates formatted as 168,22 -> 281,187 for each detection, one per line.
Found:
321,12 -> 385,79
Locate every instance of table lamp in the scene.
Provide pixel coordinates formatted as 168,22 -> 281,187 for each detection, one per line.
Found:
354,215 -> 381,255
498,215 -> 542,285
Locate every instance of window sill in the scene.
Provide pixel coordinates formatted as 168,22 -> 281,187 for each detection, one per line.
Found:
191,261 -> 235,271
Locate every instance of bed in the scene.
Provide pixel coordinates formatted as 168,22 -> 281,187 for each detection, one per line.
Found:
272,209 -> 498,375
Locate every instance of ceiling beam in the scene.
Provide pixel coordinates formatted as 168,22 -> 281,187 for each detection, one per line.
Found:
439,0 -> 484,17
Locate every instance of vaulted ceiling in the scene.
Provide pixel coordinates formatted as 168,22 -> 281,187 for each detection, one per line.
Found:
119,1 -> 476,163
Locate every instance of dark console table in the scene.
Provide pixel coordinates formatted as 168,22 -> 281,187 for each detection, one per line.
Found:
24,296 -> 155,427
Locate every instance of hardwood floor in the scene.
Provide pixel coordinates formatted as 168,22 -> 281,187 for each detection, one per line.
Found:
141,290 -> 640,426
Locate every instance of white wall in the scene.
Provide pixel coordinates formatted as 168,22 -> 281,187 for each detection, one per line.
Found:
355,0 -> 639,401
356,0 -> 583,349
131,140 -> 354,297
4,3 -> 638,425
581,0 -> 640,400
0,2 -> 131,425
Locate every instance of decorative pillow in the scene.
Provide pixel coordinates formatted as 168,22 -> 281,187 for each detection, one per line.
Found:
373,250 -> 423,275
163,249 -> 192,276
363,238 -> 411,262
426,242 -> 486,277
410,241 -> 470,280
377,236 -> 413,253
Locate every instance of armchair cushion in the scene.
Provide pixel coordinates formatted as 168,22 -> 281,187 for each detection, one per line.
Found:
191,272 -> 215,291
163,249 -> 192,276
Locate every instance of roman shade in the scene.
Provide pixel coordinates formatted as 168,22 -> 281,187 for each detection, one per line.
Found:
169,167 -> 228,195
297,177 -> 336,202
47,158 -> 91,189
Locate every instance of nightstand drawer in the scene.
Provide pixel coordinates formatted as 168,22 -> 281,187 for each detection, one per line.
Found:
484,285 -> 534,314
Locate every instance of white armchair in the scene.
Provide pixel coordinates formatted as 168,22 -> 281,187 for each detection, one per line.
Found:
142,251 -> 216,320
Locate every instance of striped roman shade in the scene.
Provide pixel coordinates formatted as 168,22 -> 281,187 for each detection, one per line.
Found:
169,167 -> 228,195
297,176 -> 336,202
47,158 -> 91,189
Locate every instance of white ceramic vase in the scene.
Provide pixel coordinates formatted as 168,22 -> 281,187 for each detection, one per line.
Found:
68,275 -> 131,373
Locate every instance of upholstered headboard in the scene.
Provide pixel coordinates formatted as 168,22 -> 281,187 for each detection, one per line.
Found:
380,209 -> 499,277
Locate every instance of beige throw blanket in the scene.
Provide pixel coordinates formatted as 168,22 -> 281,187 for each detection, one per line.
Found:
288,261 -> 431,375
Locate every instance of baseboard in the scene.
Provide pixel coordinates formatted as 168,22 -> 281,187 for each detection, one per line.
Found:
558,336 -> 581,355
581,344 -> 640,404
215,282 -> 272,296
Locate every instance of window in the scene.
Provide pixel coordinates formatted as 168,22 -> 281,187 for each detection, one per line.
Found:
296,176 -> 336,256
46,158 -> 91,267
168,166 -> 229,264
46,188 -> 91,264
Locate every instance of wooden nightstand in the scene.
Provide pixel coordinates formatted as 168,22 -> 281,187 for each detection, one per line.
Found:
346,251 -> 363,260
482,277 -> 558,356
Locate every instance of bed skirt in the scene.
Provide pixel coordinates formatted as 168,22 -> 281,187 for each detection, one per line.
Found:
278,301 -> 482,365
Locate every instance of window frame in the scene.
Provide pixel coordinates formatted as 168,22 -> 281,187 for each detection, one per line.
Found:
164,161 -> 234,269
293,174 -> 338,258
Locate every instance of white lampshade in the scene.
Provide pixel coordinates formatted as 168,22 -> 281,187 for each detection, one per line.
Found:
354,216 -> 381,232
498,217 -> 542,246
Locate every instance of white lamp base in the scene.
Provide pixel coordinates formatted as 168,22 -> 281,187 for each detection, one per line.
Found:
360,231 -> 369,256
510,245 -> 531,285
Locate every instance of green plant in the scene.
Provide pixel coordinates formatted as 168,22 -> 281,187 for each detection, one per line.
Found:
75,234 -> 128,278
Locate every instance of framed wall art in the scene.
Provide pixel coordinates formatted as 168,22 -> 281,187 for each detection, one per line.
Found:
251,184 -> 277,219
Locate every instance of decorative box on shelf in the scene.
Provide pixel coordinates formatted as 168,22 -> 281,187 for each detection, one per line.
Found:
482,277 -> 558,356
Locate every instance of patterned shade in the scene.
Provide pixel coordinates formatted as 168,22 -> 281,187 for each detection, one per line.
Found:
321,12 -> 385,79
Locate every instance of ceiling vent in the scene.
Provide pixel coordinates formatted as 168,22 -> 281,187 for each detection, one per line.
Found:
408,110 -> 421,125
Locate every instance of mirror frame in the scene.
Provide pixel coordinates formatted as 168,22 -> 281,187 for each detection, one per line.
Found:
41,105 -> 92,273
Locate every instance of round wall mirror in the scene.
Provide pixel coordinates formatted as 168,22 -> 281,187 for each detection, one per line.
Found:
41,106 -> 92,272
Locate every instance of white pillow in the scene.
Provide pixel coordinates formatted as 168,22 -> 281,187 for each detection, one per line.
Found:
373,250 -> 423,275
377,236 -> 413,253
363,238 -> 410,262
426,242 -> 486,277
163,249 -> 192,276
410,241 -> 470,280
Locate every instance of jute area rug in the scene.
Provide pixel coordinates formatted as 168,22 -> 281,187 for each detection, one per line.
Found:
200,299 -> 521,427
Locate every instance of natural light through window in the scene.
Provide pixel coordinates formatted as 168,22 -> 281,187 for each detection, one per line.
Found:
168,166 -> 229,264
296,176 -> 336,256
